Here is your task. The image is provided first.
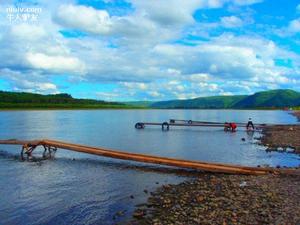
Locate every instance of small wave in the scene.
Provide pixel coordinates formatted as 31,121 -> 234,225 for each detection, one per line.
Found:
0,150 -> 19,159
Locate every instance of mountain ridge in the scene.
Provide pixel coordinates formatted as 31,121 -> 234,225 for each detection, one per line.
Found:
147,89 -> 300,109
0,89 -> 299,109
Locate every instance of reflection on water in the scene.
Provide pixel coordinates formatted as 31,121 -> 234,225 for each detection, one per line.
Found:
0,110 -> 299,224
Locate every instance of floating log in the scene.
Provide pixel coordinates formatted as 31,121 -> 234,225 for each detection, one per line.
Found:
0,139 -> 298,175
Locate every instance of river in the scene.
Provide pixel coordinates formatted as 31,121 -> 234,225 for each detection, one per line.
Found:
0,110 -> 299,224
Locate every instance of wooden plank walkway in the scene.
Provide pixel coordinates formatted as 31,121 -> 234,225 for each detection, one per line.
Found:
169,119 -> 269,127
0,139 -> 298,175
134,119 -> 284,130
140,122 -> 225,127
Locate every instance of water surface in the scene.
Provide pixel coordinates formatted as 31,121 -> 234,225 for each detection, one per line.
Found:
0,110 -> 299,224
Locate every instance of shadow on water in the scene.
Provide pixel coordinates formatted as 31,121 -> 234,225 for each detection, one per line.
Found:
0,150 -> 17,159
0,149 -> 204,177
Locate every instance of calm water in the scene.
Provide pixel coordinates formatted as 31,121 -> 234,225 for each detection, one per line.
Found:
0,110 -> 299,224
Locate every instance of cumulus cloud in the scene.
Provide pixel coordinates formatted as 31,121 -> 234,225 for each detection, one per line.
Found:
53,0 -> 262,38
62,31 -> 298,100
96,92 -> 119,101
287,18 -> 300,33
121,82 -> 148,90
55,0 -> 258,38
54,4 -> 113,34
0,68 -> 58,93
130,0 -> 202,26
220,16 -> 243,28
26,52 -> 85,74
230,0 -> 263,6
1,0 -> 299,100
188,73 -> 211,82
0,19 -> 86,75
10,23 -> 47,41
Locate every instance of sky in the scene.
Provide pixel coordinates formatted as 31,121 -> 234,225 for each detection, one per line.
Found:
0,0 -> 299,101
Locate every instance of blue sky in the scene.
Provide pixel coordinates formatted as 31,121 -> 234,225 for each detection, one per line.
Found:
0,0 -> 299,101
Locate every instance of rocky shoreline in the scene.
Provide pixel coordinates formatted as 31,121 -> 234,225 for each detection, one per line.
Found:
293,110 -> 300,121
260,125 -> 300,154
260,111 -> 300,154
126,111 -> 300,225
128,174 -> 300,225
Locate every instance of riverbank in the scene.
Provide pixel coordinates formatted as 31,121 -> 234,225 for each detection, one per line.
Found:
260,125 -> 300,153
126,111 -> 300,224
128,174 -> 300,225
259,111 -> 300,154
292,110 -> 300,121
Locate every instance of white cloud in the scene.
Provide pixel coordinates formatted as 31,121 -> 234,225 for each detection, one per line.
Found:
76,30 -> 298,100
130,0 -> 201,26
188,73 -> 211,82
96,92 -> 120,101
1,0 -> 299,100
148,91 -> 163,98
53,1 -> 261,40
0,68 -> 58,93
10,24 -> 47,41
121,82 -> 148,90
173,92 -> 199,99
26,52 -> 85,74
54,4 -> 112,34
287,18 -> 300,33
297,4 -> 300,12
0,19 -> 87,78
220,16 -> 243,28
231,0 -> 263,6
14,81 -> 57,93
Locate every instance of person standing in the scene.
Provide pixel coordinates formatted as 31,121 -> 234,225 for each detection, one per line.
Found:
246,118 -> 254,130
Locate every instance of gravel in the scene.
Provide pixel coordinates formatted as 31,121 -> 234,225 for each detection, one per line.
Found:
128,174 -> 300,225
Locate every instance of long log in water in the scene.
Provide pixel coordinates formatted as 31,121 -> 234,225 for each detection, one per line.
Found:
0,139 -> 298,175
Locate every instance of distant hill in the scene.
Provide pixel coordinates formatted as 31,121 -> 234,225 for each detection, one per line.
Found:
151,95 -> 246,109
233,89 -> 300,108
125,101 -> 154,107
0,91 -> 132,109
1,89 -> 299,109
140,89 -> 300,109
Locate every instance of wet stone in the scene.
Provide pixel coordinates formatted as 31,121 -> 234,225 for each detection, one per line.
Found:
127,174 -> 300,225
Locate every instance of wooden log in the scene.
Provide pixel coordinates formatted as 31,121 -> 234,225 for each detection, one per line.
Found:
41,139 -> 267,175
0,139 -> 298,175
0,139 -> 41,146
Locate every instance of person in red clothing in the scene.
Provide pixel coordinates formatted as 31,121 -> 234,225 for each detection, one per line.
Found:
224,122 -> 237,132
229,122 -> 237,132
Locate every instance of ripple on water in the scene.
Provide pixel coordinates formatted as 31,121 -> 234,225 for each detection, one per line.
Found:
0,110 -> 299,224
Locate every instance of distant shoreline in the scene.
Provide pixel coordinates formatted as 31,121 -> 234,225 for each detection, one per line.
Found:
0,107 -> 293,111
1,89 -> 300,110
